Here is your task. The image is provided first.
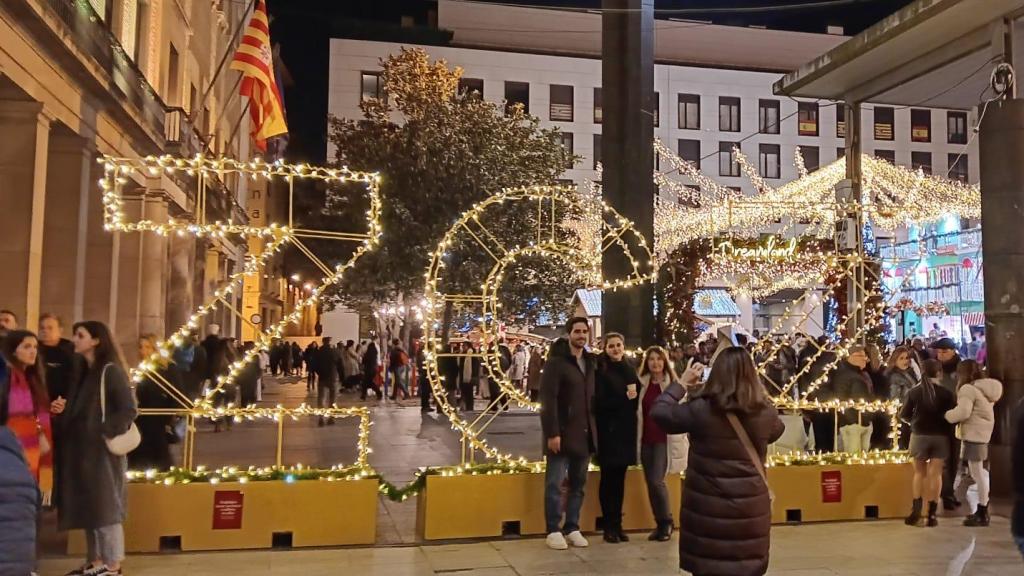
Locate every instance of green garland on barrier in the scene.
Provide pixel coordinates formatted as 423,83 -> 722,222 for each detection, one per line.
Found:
126,451 -> 909,501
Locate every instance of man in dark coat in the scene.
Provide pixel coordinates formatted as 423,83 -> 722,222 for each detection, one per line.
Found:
0,384 -> 39,576
540,317 -> 596,550
831,345 -> 872,453
314,337 -> 338,426
438,342 -> 460,413
1012,397 -> 1024,558
930,337 -> 963,509
39,313 -> 75,506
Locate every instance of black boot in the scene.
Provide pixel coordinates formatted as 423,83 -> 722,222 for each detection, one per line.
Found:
648,522 -> 672,542
964,504 -> 990,527
942,496 -> 962,510
904,498 -> 922,526
926,501 -> 939,527
602,530 -> 621,544
616,529 -> 630,542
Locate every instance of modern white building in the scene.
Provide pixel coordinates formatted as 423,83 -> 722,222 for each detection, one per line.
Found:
326,0 -> 981,335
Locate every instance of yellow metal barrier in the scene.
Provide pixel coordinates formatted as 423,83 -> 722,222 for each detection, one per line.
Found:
68,479 -> 378,553
417,469 -> 681,540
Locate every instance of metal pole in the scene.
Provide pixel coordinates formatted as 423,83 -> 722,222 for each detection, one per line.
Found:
276,416 -> 284,468
191,0 -> 258,126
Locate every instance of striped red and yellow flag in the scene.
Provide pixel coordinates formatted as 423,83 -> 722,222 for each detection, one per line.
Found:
229,0 -> 287,151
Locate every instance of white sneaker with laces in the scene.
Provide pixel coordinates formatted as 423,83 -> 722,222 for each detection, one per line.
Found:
566,530 -> 589,548
546,531 -> 568,550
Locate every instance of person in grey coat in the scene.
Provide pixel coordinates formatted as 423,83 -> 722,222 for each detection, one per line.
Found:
60,321 -> 137,576
0,377 -> 40,576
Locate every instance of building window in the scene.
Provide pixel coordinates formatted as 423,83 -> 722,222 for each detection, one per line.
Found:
505,81 -> 529,115
653,92 -> 660,127
654,150 -> 660,171
911,109 -> 931,142
802,146 -> 819,172
911,151 -> 932,175
361,72 -> 384,102
798,102 -> 819,136
759,143 -> 781,179
678,139 -> 700,167
594,88 -> 602,124
167,43 -> 180,105
558,132 -> 574,156
759,100 -> 780,134
836,103 -> 846,138
719,142 -> 740,177
875,149 -> 895,164
719,97 -> 740,132
678,94 -> 700,129
837,147 -> 845,159
727,186 -> 742,193
593,134 -> 601,170
948,111 -> 968,144
948,153 -> 968,182
874,106 -> 894,140
550,85 -> 574,122
459,77 -> 483,98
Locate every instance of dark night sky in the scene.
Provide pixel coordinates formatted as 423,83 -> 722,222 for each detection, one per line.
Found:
266,0 -> 916,164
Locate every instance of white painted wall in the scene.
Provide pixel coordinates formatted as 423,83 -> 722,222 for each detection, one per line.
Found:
320,306 -> 361,344
328,38 -> 980,194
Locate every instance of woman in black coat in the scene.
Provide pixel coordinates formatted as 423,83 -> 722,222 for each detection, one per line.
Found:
593,332 -> 639,543
651,347 -> 784,576
61,321 -> 137,575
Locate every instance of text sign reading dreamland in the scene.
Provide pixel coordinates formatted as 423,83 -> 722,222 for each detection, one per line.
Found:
714,236 -> 799,262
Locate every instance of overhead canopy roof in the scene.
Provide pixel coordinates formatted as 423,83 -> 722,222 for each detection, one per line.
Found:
774,0 -> 1024,109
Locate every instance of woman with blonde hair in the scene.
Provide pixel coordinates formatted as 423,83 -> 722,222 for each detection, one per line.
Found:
945,359 -> 1002,526
636,345 -> 687,542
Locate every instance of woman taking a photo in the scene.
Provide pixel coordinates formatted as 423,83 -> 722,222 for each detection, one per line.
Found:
637,345 -> 687,542
886,346 -> 918,449
60,321 -> 137,576
651,347 -> 784,576
593,332 -> 639,543
130,333 -> 179,472
944,359 -> 1002,526
900,359 -> 956,527
1,330 -> 60,502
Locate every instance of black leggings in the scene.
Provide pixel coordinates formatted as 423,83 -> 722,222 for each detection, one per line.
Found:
599,464 -> 628,532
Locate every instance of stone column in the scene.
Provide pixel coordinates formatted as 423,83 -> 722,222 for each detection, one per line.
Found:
166,233 -> 196,337
83,158 -> 116,325
978,99 -> 1024,496
115,198 -> 144,363
601,0 -> 656,346
41,127 -> 93,324
138,196 -> 169,337
0,101 -> 50,328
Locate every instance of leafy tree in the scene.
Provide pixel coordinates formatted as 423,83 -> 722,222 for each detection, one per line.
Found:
320,48 -> 579,338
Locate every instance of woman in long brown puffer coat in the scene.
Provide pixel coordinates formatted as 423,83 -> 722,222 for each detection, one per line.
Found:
651,346 -> 784,576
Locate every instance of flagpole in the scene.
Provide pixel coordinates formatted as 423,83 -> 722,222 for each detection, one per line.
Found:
191,0 -> 259,127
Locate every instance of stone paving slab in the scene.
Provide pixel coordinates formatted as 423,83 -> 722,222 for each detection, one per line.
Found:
39,518 -> 1024,575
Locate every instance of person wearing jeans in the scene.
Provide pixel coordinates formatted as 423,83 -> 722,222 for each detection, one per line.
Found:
540,318 -> 597,550
637,346 -> 685,542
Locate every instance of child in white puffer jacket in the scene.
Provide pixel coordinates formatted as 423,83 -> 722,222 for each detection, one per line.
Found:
945,360 -> 1003,527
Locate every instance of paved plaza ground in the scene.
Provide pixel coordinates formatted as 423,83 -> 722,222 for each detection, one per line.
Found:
37,375 -> 1024,574
39,518 -> 1024,575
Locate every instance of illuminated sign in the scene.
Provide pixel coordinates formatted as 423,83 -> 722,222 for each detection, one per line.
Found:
714,236 -> 799,261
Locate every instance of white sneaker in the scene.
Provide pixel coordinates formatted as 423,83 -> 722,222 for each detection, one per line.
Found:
546,531 -> 568,550
566,530 -> 589,548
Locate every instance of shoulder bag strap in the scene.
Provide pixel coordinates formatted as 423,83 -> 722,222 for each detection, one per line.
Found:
99,363 -> 110,423
725,411 -> 770,489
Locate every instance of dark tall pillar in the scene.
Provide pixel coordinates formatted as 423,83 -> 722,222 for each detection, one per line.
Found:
978,99 -> 1024,497
601,0 -> 655,347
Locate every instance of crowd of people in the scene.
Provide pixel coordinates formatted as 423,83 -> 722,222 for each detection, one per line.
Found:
538,316 -> 1021,575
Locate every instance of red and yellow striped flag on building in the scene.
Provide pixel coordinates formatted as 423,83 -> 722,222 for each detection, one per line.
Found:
230,0 -> 287,151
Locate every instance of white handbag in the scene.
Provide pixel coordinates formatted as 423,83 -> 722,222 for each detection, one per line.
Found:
100,364 -> 141,456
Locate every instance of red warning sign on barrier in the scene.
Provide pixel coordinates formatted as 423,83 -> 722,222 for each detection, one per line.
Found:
213,490 -> 244,530
821,470 -> 842,503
